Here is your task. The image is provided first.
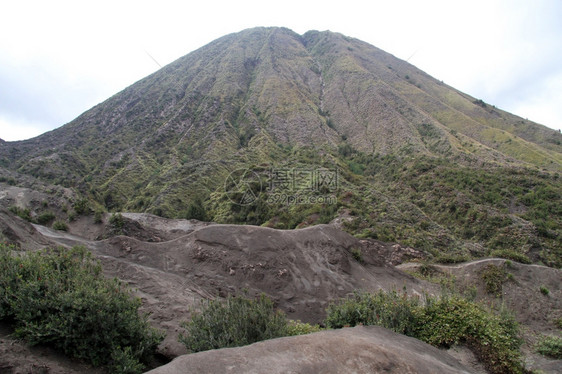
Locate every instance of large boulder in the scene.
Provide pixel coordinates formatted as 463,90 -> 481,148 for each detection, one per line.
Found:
145,326 -> 475,374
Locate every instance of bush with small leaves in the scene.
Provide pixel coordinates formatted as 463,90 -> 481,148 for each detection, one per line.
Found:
52,220 -> 68,231
350,247 -> 363,263
110,346 -> 147,374
325,291 -> 525,374
94,210 -> 103,224
434,253 -> 470,264
184,197 -> 207,221
325,290 -> 420,336
480,264 -> 507,296
179,294 -> 288,352
9,206 -> 32,221
540,285 -> 550,296
73,198 -> 90,215
286,320 -> 322,336
110,212 -> 125,229
415,296 -> 523,374
489,249 -> 531,264
535,335 -> 562,359
0,244 -> 163,372
36,211 -> 56,225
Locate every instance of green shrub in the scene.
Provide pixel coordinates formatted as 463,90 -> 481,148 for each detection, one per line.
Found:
8,206 -> 32,221
184,197 -> 207,221
416,296 -> 523,374
286,320 -> 322,336
36,211 -> 56,225
480,264 -> 507,296
110,346 -> 146,374
0,244 -> 163,372
489,249 -> 531,264
350,247 -> 363,263
0,176 -> 16,185
325,290 -> 420,336
325,291 -> 524,374
434,253 -> 470,264
535,335 -> 562,359
73,198 -> 90,215
110,213 -> 125,229
179,294 -> 288,352
555,317 -> 562,329
52,220 -> 68,231
540,285 -> 550,296
416,262 -> 439,278
94,210 -> 103,224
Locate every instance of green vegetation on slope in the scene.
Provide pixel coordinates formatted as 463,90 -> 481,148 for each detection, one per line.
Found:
0,244 -> 163,373
179,294 -> 319,353
535,335 -> 562,359
335,148 -> 562,267
178,289 -> 527,374
326,290 -> 525,374
1,27 -> 560,267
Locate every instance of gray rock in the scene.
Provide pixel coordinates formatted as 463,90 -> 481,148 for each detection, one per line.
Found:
146,326 -> 476,374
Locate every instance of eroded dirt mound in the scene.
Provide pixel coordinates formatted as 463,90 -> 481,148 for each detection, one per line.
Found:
66,213 -> 212,242
145,325 -> 476,374
0,211 -> 53,249
2,211 -> 436,357
91,223 -> 434,326
2,208 -> 560,373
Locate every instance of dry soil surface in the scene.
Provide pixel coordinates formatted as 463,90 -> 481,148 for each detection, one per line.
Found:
145,325 -> 477,374
0,208 -> 560,373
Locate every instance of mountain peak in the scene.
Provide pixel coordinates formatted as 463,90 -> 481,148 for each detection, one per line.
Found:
6,27 -> 561,164
0,28 -> 560,266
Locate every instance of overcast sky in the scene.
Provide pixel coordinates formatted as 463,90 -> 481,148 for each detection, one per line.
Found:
1,0 -> 561,141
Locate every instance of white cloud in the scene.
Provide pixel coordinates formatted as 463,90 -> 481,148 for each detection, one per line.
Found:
0,116 -> 49,141
507,71 -> 562,130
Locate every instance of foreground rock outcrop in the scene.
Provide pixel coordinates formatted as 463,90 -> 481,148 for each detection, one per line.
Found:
146,326 -> 476,374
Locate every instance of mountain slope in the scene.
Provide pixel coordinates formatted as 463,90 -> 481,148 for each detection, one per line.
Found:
0,27 -> 561,265
3,28 -> 561,176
